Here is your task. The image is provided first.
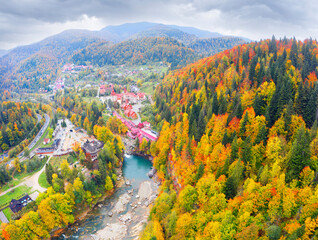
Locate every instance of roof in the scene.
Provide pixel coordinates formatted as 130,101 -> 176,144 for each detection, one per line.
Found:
9,194 -> 32,213
82,140 -> 104,154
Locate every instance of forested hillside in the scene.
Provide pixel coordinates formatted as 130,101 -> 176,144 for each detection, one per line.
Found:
189,37 -> 247,57
0,101 -> 38,153
0,32 -> 101,90
71,37 -> 198,69
141,37 -> 318,239
131,25 -> 198,45
0,22 -> 247,92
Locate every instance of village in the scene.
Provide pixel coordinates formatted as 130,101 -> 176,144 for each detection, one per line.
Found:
0,62 -> 159,230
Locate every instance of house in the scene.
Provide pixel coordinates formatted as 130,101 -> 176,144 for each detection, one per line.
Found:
52,125 -> 61,138
9,194 -> 33,213
100,85 -> 106,95
43,138 -> 50,145
124,109 -> 137,119
121,103 -> 133,111
143,121 -> 151,129
82,140 -> 104,161
52,139 -> 61,150
137,92 -> 146,100
36,147 -> 54,155
74,127 -> 82,132
113,111 -> 158,142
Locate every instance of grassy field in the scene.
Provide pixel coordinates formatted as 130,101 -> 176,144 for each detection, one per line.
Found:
38,171 -> 50,188
0,185 -> 32,209
140,81 -> 156,95
3,207 -> 13,220
0,157 -> 47,193
83,96 -> 104,107
0,171 -> 34,193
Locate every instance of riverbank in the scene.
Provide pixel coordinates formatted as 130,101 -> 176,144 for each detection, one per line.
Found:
51,154 -> 160,240
122,136 -> 154,162
50,168 -> 123,238
95,180 -> 158,240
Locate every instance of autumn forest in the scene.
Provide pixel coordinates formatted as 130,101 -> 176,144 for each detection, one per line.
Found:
141,37 -> 318,239
1,22 -> 318,240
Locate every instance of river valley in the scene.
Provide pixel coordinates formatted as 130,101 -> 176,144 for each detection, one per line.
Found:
53,154 -> 158,240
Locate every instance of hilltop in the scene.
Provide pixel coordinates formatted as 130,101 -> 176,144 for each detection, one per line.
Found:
0,22 -> 247,91
140,37 -> 318,239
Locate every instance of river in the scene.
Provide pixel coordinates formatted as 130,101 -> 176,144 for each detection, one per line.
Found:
53,154 -> 157,240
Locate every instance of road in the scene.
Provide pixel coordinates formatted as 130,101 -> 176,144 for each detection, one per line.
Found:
0,114 -> 43,161
17,113 -> 50,159
3,113 -> 50,167
0,156 -> 51,197
131,102 -> 143,125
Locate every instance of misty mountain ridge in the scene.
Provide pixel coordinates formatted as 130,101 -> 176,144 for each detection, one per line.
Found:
0,21 -> 249,90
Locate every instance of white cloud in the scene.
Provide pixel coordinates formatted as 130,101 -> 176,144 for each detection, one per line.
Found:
0,0 -> 317,49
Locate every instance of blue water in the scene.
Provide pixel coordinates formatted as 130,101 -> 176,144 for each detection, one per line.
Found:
122,154 -> 152,183
54,154 -> 153,239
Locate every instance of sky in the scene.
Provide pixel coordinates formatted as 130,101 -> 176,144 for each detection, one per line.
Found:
0,0 -> 317,49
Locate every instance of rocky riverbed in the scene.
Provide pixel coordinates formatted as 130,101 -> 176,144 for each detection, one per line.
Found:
55,154 -> 159,240
95,180 -> 158,240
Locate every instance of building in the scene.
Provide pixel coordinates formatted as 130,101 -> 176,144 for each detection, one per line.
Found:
112,111 -> 158,142
100,84 -> 112,96
43,138 -> 50,145
36,139 -> 60,155
74,127 -> 82,132
52,139 -> 61,150
143,121 -> 151,130
9,194 -> 33,213
111,88 -> 145,105
52,125 -> 61,138
137,92 -> 146,100
36,147 -> 54,155
82,140 -> 104,161
124,109 -> 137,119
100,85 -> 106,95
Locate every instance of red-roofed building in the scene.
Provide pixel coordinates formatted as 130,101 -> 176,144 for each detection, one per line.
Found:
113,111 -> 158,142
124,109 -> 137,119
137,92 -> 146,100
100,85 -> 106,95
121,103 -> 133,110
142,121 -> 151,129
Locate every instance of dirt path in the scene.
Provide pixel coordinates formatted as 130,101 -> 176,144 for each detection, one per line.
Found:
0,156 -> 51,197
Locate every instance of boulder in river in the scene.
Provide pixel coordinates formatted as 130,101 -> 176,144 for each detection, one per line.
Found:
144,201 -> 150,207
96,223 -> 127,239
147,167 -> 157,178
114,193 -> 131,213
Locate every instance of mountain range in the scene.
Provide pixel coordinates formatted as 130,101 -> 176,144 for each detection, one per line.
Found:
0,22 -> 249,90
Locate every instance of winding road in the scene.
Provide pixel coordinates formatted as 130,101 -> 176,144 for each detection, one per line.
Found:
3,113 -> 51,167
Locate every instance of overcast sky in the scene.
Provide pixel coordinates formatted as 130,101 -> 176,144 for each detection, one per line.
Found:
1,0 -> 317,49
